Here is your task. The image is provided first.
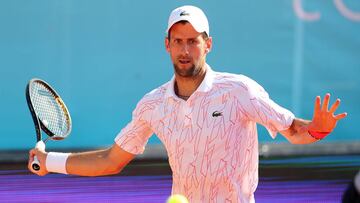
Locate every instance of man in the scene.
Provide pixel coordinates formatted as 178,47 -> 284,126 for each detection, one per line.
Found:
29,5 -> 347,202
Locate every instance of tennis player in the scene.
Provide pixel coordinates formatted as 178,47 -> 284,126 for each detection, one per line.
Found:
28,5 -> 347,202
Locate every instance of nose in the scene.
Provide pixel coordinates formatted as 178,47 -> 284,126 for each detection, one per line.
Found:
180,44 -> 190,54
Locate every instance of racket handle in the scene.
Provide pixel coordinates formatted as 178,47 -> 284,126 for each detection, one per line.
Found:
32,156 -> 41,171
31,141 -> 46,171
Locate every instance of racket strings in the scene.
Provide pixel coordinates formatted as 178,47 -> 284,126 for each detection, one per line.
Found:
30,82 -> 70,137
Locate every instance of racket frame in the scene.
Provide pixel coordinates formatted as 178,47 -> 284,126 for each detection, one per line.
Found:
26,78 -> 72,141
26,78 -> 72,171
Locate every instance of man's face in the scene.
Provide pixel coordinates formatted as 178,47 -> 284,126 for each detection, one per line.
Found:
165,22 -> 212,78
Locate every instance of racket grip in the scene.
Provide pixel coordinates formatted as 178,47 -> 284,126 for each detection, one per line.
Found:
32,156 -> 41,171
31,140 -> 46,171
35,140 -> 45,151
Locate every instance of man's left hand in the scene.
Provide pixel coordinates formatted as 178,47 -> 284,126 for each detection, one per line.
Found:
308,93 -> 347,138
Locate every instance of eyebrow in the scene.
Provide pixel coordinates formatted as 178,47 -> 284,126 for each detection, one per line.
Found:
172,37 -> 198,41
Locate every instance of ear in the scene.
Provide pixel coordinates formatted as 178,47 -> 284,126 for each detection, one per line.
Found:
205,37 -> 212,54
165,37 -> 170,53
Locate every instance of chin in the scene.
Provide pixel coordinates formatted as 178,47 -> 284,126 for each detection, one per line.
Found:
177,68 -> 200,78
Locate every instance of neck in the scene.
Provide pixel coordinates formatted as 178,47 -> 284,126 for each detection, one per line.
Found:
174,65 -> 207,99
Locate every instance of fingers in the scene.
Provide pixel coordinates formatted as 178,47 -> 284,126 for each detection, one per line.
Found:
28,148 -> 48,176
329,99 -> 341,113
334,112 -> 347,120
28,149 -> 36,172
29,148 -> 36,157
321,93 -> 330,111
314,96 -> 321,114
28,149 -> 37,162
318,94 -> 344,114
325,95 -> 345,118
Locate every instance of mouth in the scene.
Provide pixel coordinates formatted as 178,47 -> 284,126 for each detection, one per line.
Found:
178,58 -> 191,65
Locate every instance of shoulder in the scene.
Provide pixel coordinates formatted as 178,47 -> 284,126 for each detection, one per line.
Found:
212,71 -> 267,96
135,81 -> 169,111
142,81 -> 169,101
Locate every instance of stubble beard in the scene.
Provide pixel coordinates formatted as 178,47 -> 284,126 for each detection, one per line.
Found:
173,62 -> 202,78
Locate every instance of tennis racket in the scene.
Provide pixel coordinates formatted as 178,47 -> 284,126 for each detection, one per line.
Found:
26,78 -> 72,171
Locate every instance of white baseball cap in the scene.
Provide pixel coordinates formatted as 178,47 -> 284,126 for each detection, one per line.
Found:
166,5 -> 209,36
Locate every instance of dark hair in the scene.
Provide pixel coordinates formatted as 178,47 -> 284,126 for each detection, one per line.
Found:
167,20 -> 209,40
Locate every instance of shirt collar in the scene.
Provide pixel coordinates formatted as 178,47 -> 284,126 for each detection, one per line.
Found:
164,64 -> 215,99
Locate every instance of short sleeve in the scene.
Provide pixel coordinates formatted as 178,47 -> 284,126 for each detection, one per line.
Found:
236,76 -> 295,138
114,98 -> 154,155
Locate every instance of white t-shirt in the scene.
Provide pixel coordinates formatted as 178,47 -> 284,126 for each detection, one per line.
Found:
115,65 -> 294,203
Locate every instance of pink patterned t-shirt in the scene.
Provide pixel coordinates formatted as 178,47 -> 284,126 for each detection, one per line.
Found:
115,65 -> 294,203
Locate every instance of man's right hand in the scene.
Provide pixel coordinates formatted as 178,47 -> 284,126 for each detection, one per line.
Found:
28,148 -> 49,176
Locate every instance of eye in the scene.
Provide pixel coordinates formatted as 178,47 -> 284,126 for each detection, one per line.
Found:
173,39 -> 181,44
188,39 -> 196,44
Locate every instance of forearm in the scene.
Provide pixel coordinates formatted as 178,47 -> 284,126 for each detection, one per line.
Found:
63,144 -> 134,176
66,149 -> 120,176
280,118 -> 318,144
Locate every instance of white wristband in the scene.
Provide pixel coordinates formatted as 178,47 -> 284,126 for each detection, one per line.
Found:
46,152 -> 71,174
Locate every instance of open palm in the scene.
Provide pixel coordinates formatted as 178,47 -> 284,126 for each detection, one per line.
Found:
308,93 -> 347,133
